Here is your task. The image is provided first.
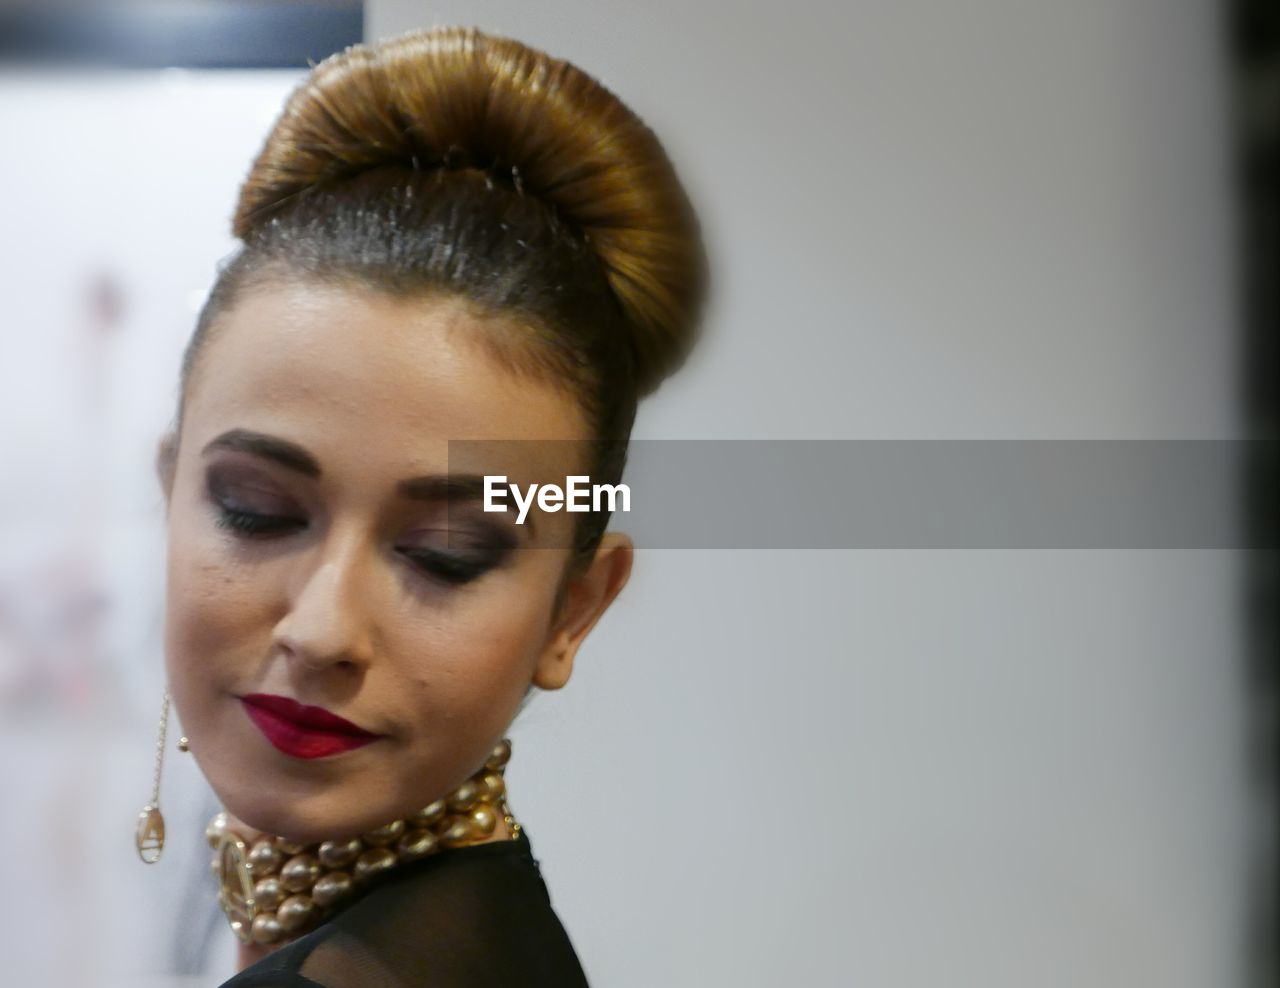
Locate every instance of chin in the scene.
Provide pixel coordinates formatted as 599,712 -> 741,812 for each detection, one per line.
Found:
197,721 -> 392,843
219,787 -> 365,844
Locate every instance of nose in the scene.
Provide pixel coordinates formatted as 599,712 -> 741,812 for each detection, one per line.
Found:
272,527 -> 376,673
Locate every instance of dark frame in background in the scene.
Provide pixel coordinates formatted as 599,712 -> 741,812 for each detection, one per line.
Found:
1234,2 -> 1278,988
0,0 -> 363,69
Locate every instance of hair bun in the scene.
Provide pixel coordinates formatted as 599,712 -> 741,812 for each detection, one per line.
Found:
233,26 -> 708,395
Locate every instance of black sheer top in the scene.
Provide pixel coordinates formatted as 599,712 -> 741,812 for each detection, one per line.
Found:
218,828 -> 590,987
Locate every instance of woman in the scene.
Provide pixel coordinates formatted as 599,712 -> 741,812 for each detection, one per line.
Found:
137,25 -> 707,986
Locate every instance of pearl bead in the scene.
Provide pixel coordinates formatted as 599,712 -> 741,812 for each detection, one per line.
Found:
275,838 -> 308,855
440,816 -> 476,848
248,839 -> 282,876
312,871 -> 354,907
252,877 -> 284,911
280,854 -> 321,892
447,781 -> 480,812
277,893 -> 317,932
205,812 -> 229,850
480,771 -> 505,800
409,799 -> 447,827
353,847 -> 397,883
470,803 -> 497,836
361,819 -> 405,845
318,837 -> 362,868
485,739 -> 512,770
396,828 -> 439,860
251,913 -> 283,944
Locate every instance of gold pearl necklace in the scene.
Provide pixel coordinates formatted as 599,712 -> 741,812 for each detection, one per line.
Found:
206,738 -> 521,946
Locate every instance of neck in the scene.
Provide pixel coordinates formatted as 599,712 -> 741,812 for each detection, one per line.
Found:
233,811 -> 512,972
212,738 -> 520,957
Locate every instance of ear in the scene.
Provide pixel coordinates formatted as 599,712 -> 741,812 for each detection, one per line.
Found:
156,431 -> 178,507
532,532 -> 634,691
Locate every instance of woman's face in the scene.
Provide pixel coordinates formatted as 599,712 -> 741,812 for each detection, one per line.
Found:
157,280 -> 627,842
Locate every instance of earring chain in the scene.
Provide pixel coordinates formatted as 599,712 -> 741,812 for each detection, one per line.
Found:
150,690 -> 171,808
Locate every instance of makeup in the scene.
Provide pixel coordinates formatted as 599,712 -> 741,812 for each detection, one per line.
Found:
240,693 -> 381,759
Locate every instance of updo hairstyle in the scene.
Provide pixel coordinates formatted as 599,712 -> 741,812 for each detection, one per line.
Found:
172,26 -> 709,569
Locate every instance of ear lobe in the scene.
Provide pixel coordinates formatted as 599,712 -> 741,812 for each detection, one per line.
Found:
156,432 -> 178,506
532,533 -> 634,691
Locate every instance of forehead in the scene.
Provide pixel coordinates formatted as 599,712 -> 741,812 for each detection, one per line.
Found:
183,281 -> 591,480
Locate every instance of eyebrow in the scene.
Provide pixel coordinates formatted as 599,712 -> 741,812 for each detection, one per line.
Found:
203,429 -> 321,477
200,428 -> 531,532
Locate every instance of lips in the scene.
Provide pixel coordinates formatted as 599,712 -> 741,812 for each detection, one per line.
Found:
240,693 -> 381,759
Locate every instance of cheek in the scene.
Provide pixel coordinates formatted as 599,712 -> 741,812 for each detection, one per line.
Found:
392,562 -> 561,723
162,498 -> 276,698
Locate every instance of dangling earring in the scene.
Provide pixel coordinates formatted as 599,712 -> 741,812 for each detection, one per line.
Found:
135,689 -> 174,864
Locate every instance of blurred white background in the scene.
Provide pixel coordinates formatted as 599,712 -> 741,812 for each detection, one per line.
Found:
0,1 -> 1251,985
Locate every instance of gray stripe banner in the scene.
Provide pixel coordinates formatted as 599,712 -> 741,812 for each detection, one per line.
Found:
446,440 -> 1273,549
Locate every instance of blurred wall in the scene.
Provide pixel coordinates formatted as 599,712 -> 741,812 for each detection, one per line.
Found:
367,2 -> 1248,987
0,1 -> 1248,986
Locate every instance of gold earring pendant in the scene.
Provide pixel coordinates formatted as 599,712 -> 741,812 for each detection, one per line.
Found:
135,689 -> 173,864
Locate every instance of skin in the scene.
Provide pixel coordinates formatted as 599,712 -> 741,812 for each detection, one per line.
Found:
154,280 -> 633,968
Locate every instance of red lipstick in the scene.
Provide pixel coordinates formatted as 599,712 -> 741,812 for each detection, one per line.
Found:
240,693 -> 381,759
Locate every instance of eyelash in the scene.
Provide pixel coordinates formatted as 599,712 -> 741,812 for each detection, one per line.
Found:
212,505 -> 500,586
214,505 -> 301,537
399,547 -> 491,585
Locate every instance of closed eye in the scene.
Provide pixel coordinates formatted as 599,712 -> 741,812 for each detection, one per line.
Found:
399,546 -> 496,586
200,456 -> 528,591
214,504 -> 305,537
